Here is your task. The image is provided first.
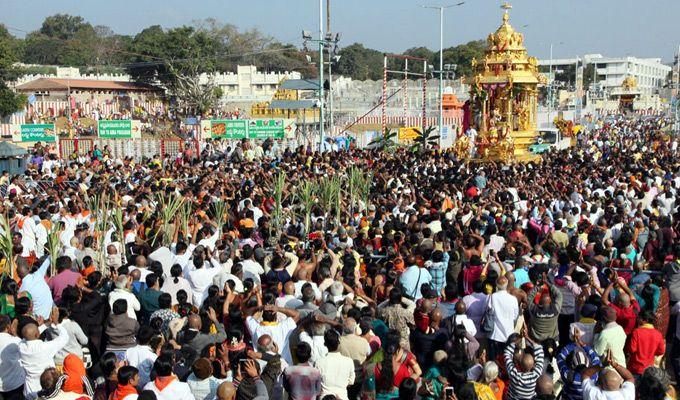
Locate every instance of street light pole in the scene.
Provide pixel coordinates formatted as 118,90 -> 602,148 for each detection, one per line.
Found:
548,43 -> 553,124
318,0 -> 325,152
422,2 -> 464,136
675,44 -> 680,136
439,7 -> 443,136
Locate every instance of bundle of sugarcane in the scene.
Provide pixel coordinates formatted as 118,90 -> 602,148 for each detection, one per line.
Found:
348,166 -> 373,216
211,198 -> 229,231
358,171 -> 373,215
46,223 -> 62,277
178,200 -> 193,241
317,176 -> 339,228
155,192 -> 185,246
85,192 -> 110,267
295,180 -> 316,239
0,213 -> 14,278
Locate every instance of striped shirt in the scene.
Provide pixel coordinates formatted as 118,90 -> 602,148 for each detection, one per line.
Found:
556,343 -> 601,400
503,342 -> 544,400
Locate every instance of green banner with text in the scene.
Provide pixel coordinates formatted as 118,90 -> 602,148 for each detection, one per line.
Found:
16,124 -> 56,142
98,120 -> 134,139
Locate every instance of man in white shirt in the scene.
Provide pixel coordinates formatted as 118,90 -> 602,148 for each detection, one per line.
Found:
18,207 -> 37,257
487,276 -> 519,359
580,357 -> 635,400
187,257 -> 222,306
450,301 -> 478,338
240,245 -> 264,285
293,269 -> 322,301
19,313 -> 70,400
18,257 -> 53,319
129,255 -> 152,281
315,329 -> 355,400
109,275 -> 141,320
245,305 -> 300,364
125,326 -> 158,389
143,354 -> 195,400
0,315 -> 25,399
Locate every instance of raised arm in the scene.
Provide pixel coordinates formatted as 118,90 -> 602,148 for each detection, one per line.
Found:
268,304 -> 300,323
601,282 -> 614,306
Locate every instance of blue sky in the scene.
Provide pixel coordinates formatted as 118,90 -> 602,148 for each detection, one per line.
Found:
2,0 -> 679,62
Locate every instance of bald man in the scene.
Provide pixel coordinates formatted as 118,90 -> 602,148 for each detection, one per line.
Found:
180,310 -> 227,354
535,374 -> 555,400
487,276 -> 519,359
593,307 -> 627,367
449,300 -> 477,338
216,381 -> 236,400
338,317 -> 371,370
18,313 -> 70,400
503,330 -> 544,400
294,269 -> 322,301
602,279 -> 640,336
276,281 -> 303,309
17,257 -> 53,319
581,354 -> 635,400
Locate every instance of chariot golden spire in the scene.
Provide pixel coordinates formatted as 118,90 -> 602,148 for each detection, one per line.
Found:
466,2 -> 546,162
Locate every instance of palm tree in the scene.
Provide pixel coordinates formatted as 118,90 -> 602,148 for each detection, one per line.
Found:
368,128 -> 398,152
410,126 -> 440,153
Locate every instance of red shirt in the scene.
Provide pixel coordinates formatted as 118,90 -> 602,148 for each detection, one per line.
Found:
627,325 -> 665,374
609,300 -> 640,335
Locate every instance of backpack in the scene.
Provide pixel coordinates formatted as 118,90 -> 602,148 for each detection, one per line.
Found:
480,294 -> 495,335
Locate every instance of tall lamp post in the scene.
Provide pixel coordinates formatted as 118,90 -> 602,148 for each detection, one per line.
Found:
328,54 -> 341,133
548,41 -> 564,125
675,44 -> 680,136
422,2 -> 465,136
302,0 -> 340,152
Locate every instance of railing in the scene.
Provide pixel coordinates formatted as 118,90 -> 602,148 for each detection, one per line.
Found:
59,138 -> 198,161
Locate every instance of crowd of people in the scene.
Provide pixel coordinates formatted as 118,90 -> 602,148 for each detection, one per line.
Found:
0,113 -> 678,400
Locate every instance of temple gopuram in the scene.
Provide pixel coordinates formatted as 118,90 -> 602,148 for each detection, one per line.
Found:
467,2 -> 547,161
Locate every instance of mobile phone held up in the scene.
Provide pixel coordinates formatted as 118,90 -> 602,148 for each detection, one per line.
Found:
444,387 -> 455,398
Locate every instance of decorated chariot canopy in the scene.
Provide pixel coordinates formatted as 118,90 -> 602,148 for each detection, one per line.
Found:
465,2 -> 547,162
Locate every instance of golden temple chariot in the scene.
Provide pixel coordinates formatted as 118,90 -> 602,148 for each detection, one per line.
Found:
468,2 -> 547,161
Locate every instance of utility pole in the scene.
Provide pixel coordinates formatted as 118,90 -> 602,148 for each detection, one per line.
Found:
302,0 -> 339,152
421,2 -> 465,136
327,0 -> 333,135
548,43 -> 553,124
675,44 -> 679,136
318,0 -> 325,152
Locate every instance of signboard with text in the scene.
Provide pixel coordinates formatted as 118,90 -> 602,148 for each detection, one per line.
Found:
203,119 -> 248,139
248,119 -> 285,139
11,124 -> 56,142
98,120 -> 141,139
200,119 -> 289,140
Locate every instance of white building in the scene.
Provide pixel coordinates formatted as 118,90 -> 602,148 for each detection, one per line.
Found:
13,65 -> 301,105
584,54 -> 670,96
199,65 -> 301,103
538,55 -> 671,96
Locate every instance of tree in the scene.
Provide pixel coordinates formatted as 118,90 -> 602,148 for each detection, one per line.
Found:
439,40 -> 486,79
410,126 -> 439,153
335,43 -> 384,80
368,128 -> 398,152
0,25 -> 26,118
127,25 -> 222,115
39,14 -> 90,40
22,14 -> 97,66
403,47 -> 435,66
